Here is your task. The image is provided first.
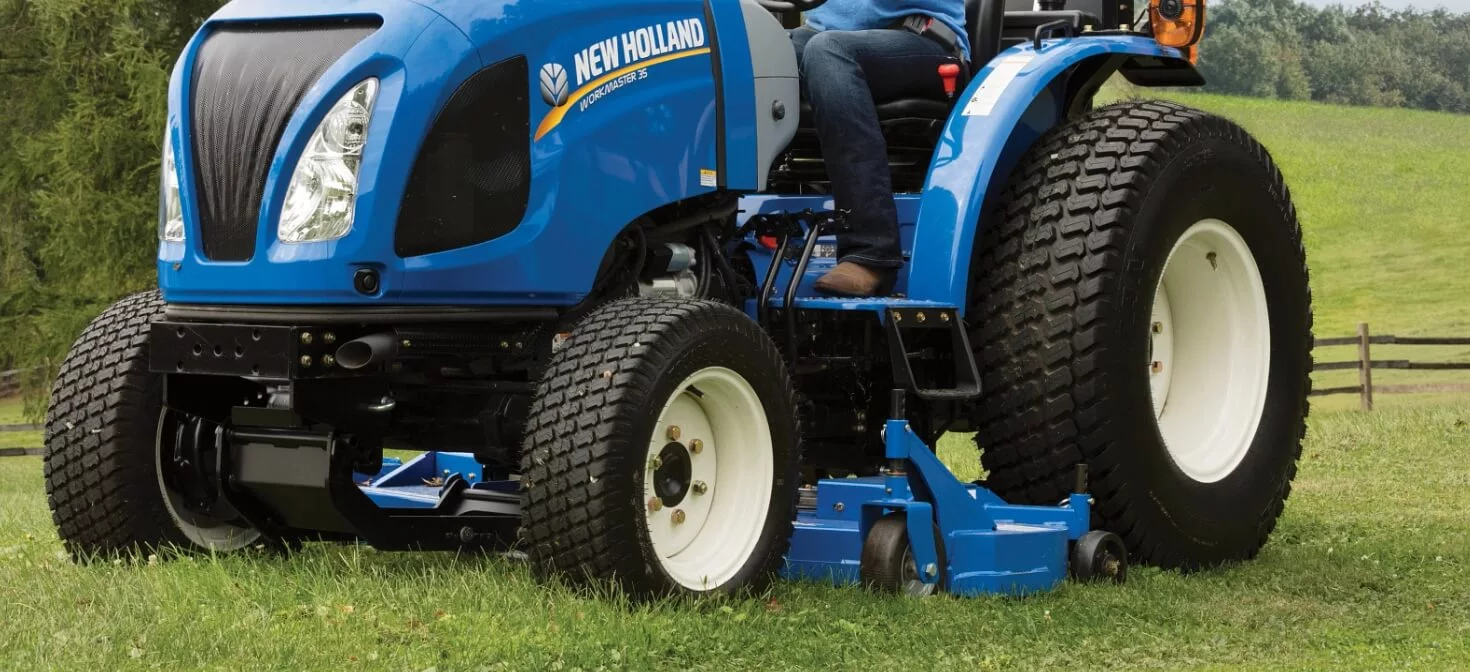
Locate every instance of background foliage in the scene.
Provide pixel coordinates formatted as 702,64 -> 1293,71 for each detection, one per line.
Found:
1200,0 -> 1470,111
0,0 -> 221,408
0,0 -> 1466,411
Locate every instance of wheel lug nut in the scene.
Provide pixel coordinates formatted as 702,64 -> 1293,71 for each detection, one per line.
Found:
322,354 -> 336,367
648,456 -> 662,470
300,332 -> 313,345
1151,361 -> 1164,374
690,439 -> 703,454
666,425 -> 681,441
1152,321 -> 1163,334
647,497 -> 663,512
692,481 -> 707,495
671,509 -> 686,524
300,355 -> 313,368
323,332 -> 336,345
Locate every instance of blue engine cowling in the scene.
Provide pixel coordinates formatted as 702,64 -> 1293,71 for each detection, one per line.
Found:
159,0 -> 795,306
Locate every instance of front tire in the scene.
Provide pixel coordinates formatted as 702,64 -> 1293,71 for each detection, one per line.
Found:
970,101 -> 1312,570
520,298 -> 800,596
44,291 -> 261,559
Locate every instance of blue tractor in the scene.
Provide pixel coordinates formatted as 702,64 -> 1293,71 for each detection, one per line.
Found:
44,0 -> 1312,597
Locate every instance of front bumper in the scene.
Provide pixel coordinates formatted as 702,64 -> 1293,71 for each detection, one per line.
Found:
150,304 -> 558,381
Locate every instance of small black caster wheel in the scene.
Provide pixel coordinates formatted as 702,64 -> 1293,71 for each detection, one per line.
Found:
860,513 -> 945,596
1071,530 -> 1128,583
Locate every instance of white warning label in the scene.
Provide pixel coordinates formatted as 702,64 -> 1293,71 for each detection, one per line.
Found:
962,53 -> 1035,117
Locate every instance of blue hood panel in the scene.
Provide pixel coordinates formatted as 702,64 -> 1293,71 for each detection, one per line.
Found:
161,0 -> 724,306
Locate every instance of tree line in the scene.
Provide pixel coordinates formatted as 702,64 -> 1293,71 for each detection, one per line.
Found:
1198,0 -> 1470,112
0,0 -> 1465,407
0,0 -> 221,404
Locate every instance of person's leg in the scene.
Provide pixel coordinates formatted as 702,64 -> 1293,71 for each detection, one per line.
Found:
789,25 -> 818,65
799,29 -> 951,294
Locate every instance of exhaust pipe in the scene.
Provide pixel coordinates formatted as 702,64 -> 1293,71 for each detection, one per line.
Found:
334,333 -> 399,371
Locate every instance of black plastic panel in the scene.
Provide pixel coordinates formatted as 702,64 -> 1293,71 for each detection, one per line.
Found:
395,57 -> 531,258
191,22 -> 378,261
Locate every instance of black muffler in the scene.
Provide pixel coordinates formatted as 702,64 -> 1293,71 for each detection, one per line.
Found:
334,333 -> 399,370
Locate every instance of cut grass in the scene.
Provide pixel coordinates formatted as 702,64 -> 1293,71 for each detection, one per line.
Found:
2,404 -> 1467,669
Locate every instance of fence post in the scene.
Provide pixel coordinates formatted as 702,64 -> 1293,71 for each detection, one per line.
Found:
1357,322 -> 1374,411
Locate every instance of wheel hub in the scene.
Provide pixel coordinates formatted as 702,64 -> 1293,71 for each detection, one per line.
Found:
642,367 -> 774,591
1149,219 -> 1271,483
652,442 -> 693,507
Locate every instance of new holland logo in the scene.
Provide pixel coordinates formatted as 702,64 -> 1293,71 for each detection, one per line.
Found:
539,62 -> 570,107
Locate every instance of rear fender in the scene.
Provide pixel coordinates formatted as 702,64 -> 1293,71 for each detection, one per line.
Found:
905,36 -> 1193,312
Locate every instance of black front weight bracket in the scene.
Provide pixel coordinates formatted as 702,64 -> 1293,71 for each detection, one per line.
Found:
220,413 -> 520,551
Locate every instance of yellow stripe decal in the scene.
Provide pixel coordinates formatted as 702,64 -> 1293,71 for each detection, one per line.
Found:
535,47 -> 712,141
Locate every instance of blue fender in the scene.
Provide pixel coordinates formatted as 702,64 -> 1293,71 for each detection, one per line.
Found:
904,35 -> 1188,311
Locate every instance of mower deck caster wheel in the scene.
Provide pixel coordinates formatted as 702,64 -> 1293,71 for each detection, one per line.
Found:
1071,530 -> 1128,583
860,513 -> 944,596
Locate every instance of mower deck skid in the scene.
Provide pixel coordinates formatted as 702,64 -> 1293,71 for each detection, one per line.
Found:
783,399 -> 1090,596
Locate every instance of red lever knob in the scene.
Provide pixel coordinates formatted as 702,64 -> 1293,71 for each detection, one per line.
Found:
938,63 -> 961,98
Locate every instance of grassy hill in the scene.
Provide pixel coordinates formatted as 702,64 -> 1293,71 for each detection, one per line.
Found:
2,92 -> 1469,669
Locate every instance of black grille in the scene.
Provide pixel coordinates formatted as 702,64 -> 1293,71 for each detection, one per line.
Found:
191,22 -> 378,261
396,57 -> 531,258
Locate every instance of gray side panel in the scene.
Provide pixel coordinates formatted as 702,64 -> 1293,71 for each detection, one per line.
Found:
740,0 -> 798,79
740,0 -> 799,189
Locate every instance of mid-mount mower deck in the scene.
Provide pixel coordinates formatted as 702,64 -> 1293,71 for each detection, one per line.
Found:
44,0 -> 1310,599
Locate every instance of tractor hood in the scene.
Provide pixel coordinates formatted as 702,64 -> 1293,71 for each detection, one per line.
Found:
160,0 -> 727,305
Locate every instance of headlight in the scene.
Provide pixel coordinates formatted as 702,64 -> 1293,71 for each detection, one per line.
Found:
278,79 -> 379,243
159,139 -> 185,242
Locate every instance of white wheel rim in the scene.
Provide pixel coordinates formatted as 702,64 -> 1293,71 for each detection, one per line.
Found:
1150,219 -> 1271,483
643,367 -> 773,591
155,411 -> 261,551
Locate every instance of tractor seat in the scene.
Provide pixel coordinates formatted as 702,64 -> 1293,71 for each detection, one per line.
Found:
799,97 -> 953,125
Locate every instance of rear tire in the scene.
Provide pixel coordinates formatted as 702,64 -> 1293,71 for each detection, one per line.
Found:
969,101 -> 1312,570
44,291 -> 261,559
520,298 -> 800,596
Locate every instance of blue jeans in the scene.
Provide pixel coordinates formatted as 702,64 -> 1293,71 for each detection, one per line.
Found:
790,26 -> 951,269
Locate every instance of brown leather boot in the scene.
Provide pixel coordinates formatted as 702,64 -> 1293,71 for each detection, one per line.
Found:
813,262 -> 895,298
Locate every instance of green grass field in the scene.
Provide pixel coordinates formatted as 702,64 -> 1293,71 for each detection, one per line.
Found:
2,92 -> 1469,669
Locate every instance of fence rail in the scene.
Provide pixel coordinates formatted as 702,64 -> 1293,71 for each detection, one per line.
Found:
0,368 -> 26,398
1312,323 -> 1470,410
2,368 -> 43,454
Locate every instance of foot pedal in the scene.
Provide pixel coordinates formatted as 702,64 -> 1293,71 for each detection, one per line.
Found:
884,307 -> 982,401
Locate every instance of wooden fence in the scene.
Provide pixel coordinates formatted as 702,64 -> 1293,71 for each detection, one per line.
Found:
0,368 -> 24,398
1,368 -> 43,455
1312,323 -> 1470,410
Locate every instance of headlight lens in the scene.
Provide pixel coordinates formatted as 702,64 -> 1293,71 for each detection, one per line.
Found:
159,140 -> 185,242
278,79 -> 379,243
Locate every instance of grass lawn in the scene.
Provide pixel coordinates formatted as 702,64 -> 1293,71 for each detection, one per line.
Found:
1,405 -> 1467,669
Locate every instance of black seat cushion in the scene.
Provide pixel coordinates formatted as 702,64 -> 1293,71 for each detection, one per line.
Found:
799,98 -> 951,125
875,97 -> 951,121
